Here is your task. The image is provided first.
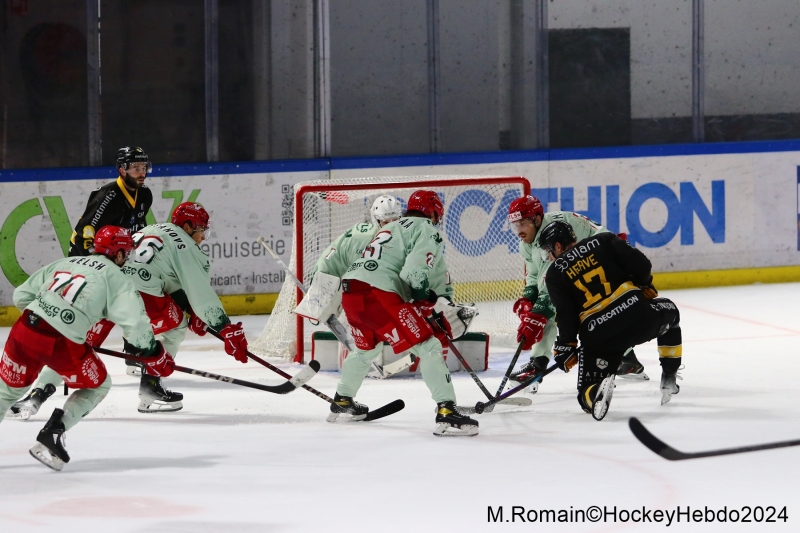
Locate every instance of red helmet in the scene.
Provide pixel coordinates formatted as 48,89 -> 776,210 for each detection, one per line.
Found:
406,190 -> 444,220
507,195 -> 543,222
172,202 -> 210,229
93,226 -> 134,259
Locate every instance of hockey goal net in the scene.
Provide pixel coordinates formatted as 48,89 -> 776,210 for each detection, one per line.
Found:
250,175 -> 530,361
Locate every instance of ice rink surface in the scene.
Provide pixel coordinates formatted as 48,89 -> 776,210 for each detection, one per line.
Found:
2,283 -> 800,533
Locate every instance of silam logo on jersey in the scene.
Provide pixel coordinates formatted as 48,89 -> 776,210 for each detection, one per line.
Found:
586,295 -> 639,331
364,260 -> 378,271
60,309 -> 75,324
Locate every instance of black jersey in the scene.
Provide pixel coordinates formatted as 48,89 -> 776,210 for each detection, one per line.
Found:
544,232 -> 653,344
68,177 -> 153,257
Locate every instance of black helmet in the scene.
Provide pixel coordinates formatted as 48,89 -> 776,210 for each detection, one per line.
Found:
538,220 -> 577,254
116,146 -> 152,173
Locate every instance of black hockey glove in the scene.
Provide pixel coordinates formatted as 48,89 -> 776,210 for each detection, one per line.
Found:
553,340 -> 578,373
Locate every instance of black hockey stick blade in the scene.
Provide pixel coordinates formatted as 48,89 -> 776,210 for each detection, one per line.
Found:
363,399 -> 405,421
457,397 -> 532,414
629,417 -> 800,461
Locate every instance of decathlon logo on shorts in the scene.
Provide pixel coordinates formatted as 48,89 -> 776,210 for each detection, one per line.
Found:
586,295 -> 639,331
364,260 -> 378,271
138,268 -> 151,281
60,309 -> 75,324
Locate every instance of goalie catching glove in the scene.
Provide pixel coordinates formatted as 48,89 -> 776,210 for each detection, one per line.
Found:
220,322 -> 249,363
414,293 -> 477,341
553,339 -> 578,373
513,298 -> 547,349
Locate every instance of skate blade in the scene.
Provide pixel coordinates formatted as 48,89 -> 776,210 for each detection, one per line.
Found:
618,372 -> 649,381
433,422 -> 479,437
525,381 -> 540,394
29,442 -> 65,471
6,407 -> 34,421
326,411 -> 367,423
126,366 -> 142,377
592,377 -> 616,421
138,400 -> 183,413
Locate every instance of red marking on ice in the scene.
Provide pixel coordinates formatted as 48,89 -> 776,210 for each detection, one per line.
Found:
34,496 -> 199,518
675,302 -> 800,335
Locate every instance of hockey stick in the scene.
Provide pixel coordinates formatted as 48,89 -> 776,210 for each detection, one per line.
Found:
205,328 -> 404,421
494,338 -> 526,397
472,363 -> 559,414
93,346 -> 319,394
629,417 -> 800,461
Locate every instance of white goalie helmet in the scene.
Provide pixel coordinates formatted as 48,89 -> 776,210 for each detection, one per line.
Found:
370,195 -> 402,225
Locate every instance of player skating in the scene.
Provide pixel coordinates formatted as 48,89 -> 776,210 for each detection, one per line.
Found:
15,203 -> 250,414
0,226 -> 174,470
331,190 -> 477,436
539,220 -> 683,420
506,195 -> 646,391
8,147 -> 155,419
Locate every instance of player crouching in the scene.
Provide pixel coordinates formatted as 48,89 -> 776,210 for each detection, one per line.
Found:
0,226 -> 174,470
540,221 -> 682,420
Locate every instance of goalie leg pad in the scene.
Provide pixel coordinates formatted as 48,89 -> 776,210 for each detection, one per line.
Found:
432,298 -> 477,340
295,272 -> 343,322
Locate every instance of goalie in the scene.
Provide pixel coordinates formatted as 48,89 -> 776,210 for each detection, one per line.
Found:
329,190 -> 479,437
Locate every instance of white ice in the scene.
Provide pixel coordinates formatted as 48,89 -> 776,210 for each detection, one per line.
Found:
1,283 -> 800,533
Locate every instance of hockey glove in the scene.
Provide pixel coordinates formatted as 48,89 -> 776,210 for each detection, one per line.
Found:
188,309 -> 208,336
513,298 -> 546,350
640,278 -> 658,300
553,340 -> 578,373
138,341 -> 176,377
220,322 -> 249,363
616,232 -> 628,241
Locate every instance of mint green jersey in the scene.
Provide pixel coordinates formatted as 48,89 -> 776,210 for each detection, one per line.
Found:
123,223 -> 230,330
521,211 -> 608,317
342,216 -> 453,301
13,255 -> 156,351
311,222 -> 378,280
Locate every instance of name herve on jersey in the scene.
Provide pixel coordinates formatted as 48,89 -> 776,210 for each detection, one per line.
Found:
553,237 -> 600,275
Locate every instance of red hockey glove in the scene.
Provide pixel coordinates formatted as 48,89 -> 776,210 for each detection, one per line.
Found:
220,322 -> 249,363
138,341 -> 175,377
513,298 -> 546,349
187,309 -> 207,336
553,340 -> 578,373
616,232 -> 628,241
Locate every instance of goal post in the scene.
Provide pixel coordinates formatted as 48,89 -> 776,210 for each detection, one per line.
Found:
250,175 -> 530,362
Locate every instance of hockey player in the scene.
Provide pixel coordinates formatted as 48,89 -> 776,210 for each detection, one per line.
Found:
15,202 -> 250,414
506,195 -> 645,388
68,147 -> 154,256
332,190 -> 477,436
8,147 -> 155,419
540,220 -> 683,420
0,226 -> 174,470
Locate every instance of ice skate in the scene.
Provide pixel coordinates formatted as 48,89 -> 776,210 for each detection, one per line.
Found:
29,408 -> 70,471
326,393 -> 369,422
125,359 -> 143,377
616,350 -> 649,380
8,383 -> 57,421
433,401 -> 478,437
660,369 -> 682,405
509,356 -> 549,393
138,375 -> 183,413
592,375 -> 616,421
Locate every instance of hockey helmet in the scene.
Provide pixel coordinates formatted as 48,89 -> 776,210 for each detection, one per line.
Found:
93,226 -> 134,259
406,190 -> 444,220
370,195 -> 402,225
507,195 -> 543,223
537,220 -> 577,255
172,202 -> 210,229
117,146 -> 152,173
